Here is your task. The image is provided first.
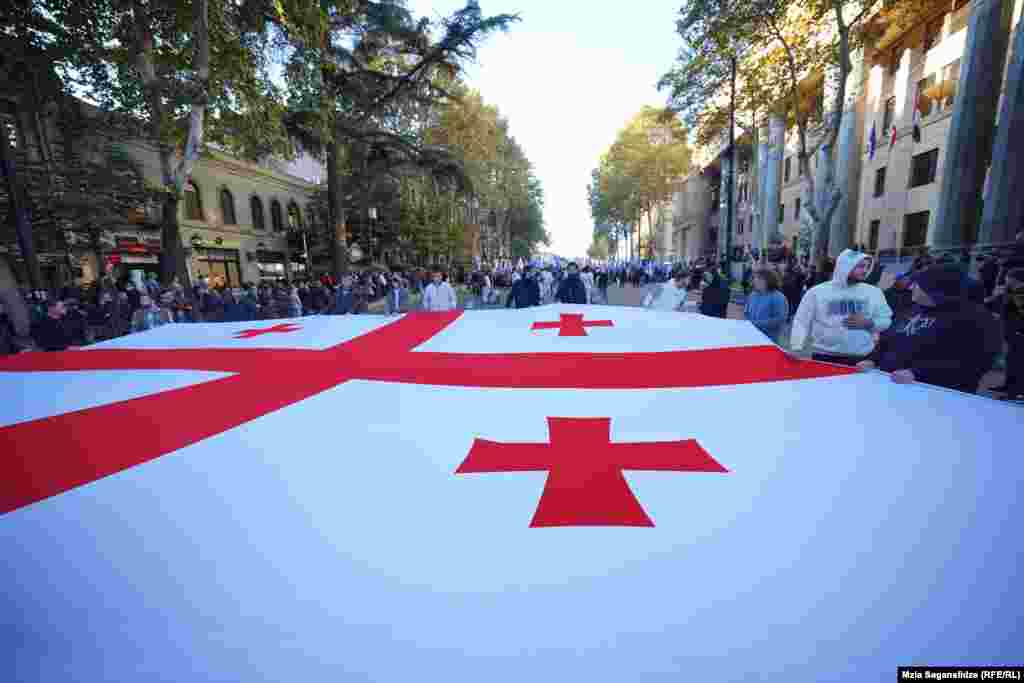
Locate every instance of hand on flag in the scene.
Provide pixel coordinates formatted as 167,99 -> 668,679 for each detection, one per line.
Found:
842,313 -> 873,330
891,369 -> 916,384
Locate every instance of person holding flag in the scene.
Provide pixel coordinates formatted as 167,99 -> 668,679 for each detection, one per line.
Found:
790,249 -> 893,366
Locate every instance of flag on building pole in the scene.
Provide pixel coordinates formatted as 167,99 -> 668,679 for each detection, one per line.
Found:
1,310 -> 1021,681
868,122 -> 877,160
890,124 -> 897,149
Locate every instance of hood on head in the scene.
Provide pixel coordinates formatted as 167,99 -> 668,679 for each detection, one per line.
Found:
832,249 -> 869,287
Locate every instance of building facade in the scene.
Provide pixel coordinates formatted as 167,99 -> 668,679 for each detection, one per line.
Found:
671,0 -> 1023,264
0,91 -> 324,289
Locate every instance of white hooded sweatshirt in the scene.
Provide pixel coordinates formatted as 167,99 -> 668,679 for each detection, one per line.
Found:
423,281 -> 457,311
790,249 -> 893,357
643,280 -> 688,311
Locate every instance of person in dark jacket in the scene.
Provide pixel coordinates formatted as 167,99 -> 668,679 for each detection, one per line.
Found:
883,272 -> 916,331
857,264 -> 1002,394
555,263 -> 588,304
865,259 -> 885,286
222,289 -> 250,322
33,300 -> 79,351
699,269 -> 731,318
782,264 -> 805,321
989,268 -> 1024,401
979,256 -> 1000,297
332,275 -> 359,315
507,268 -> 541,308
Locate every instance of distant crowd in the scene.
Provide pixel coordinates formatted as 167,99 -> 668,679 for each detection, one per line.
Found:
2,235 -> 1022,402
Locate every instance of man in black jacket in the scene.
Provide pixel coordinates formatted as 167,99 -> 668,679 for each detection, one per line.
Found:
555,263 -> 588,304
507,268 -> 541,308
699,269 -> 731,318
33,300 -> 80,351
857,264 -> 1002,394
989,268 -> 1024,401
332,275 -> 359,315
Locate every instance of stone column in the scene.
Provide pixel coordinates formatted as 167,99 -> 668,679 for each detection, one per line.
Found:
719,152 -> 732,257
932,0 -> 1015,248
830,49 -> 865,257
754,121 -> 770,252
980,16 -> 1024,245
762,114 -> 785,245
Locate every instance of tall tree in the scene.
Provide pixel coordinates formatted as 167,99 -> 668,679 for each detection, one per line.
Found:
44,0 -> 292,288
591,107 -> 691,260
661,0 -> 886,267
274,0 -> 518,277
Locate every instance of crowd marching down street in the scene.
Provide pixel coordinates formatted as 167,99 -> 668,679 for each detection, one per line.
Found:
2,233 -> 1022,402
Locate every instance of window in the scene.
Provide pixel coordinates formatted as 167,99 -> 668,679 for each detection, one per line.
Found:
287,202 -> 303,231
251,196 -> 265,231
874,167 -> 887,197
917,75 -> 937,117
795,197 -> 801,220
903,211 -> 930,247
779,203 -> 785,223
1,115 -> 18,149
923,14 -> 945,52
784,157 -> 792,183
737,217 -> 744,235
882,97 -> 896,135
798,156 -> 804,176
306,203 -> 319,232
270,200 -> 284,232
909,149 -> 939,188
220,188 -> 236,225
889,43 -> 902,75
939,59 -> 960,111
184,181 -> 203,221
869,220 -> 881,252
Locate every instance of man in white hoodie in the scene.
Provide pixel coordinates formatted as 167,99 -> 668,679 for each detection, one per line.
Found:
642,269 -> 690,311
422,271 -> 458,312
790,249 -> 893,366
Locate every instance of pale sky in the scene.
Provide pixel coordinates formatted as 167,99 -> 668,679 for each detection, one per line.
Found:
408,0 -> 683,258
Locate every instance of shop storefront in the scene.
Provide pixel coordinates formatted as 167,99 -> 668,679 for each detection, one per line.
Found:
188,233 -> 243,288
255,250 -> 288,283
195,247 -> 243,288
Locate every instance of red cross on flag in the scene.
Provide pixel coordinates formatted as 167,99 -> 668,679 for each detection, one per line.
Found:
1,304 -> 1020,682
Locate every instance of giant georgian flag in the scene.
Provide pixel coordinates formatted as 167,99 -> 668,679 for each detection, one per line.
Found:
1,305 -> 1021,682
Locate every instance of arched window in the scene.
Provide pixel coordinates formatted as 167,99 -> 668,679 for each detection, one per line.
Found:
220,188 -> 236,225
184,181 -> 203,221
270,199 -> 284,232
251,196 -> 265,231
287,201 -> 303,231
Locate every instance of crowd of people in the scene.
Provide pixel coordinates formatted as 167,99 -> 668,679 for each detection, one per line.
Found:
3,233 -> 1022,401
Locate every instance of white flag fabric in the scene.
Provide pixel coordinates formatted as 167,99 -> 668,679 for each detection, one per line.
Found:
1,306 -> 1022,682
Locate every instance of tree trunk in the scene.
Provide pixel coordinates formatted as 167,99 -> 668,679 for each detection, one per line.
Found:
327,141 -> 348,280
160,193 -> 191,290
0,123 -> 42,290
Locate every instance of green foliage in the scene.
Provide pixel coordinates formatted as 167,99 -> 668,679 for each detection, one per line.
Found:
589,106 -> 691,258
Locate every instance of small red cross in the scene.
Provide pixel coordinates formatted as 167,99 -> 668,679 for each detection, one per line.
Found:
233,323 -> 303,339
456,417 -> 729,527
531,313 -> 614,337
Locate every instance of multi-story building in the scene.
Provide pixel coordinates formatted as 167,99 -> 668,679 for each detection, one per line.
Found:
1,92 -> 324,290
671,0 -> 1023,265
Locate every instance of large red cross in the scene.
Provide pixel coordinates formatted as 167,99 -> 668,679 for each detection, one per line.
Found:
457,417 -> 728,527
0,312 -> 853,516
233,323 -> 302,339
531,313 -> 614,337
